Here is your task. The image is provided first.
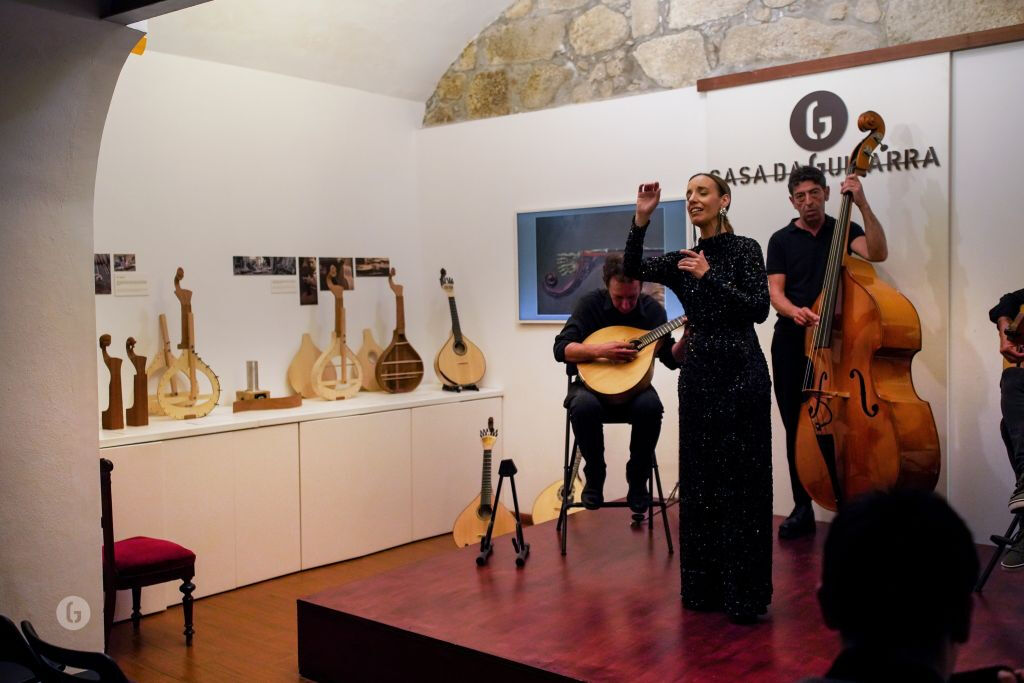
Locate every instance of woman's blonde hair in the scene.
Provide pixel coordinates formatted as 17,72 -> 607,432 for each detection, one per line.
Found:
688,172 -> 733,235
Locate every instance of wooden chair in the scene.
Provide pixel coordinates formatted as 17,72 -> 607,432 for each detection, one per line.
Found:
100,458 -> 195,651
20,619 -> 131,682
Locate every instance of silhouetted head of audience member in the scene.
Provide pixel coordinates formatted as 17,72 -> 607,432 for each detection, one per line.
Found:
818,489 -> 979,679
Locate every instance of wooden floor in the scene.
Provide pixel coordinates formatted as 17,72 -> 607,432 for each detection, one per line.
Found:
111,513 -> 1024,682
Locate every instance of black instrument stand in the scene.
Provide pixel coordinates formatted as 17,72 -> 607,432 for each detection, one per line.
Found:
476,459 -> 530,567
975,511 -> 1022,593
442,384 -> 479,393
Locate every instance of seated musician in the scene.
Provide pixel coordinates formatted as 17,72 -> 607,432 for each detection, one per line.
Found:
553,254 -> 677,513
989,289 -> 1024,570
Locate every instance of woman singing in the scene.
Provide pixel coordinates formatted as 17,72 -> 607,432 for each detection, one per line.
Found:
624,174 -> 773,624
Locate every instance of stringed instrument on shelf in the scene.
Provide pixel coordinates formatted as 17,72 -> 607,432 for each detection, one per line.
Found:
435,268 -> 486,389
1003,305 -> 1024,369
288,334 -> 335,398
375,267 -> 423,393
576,315 -> 686,403
356,329 -> 384,391
99,334 -> 124,430
156,267 -> 221,419
145,313 -> 185,415
311,264 -> 362,400
452,417 -> 517,547
795,111 -> 940,511
531,445 -> 585,525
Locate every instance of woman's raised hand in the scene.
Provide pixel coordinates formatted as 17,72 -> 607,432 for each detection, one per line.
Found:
635,181 -> 661,227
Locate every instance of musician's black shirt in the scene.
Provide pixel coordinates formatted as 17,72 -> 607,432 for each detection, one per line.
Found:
553,288 -> 678,375
990,289 -> 1024,325
765,215 -> 864,333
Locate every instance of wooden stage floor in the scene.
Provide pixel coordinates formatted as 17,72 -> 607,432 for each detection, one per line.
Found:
298,508 -> 1024,682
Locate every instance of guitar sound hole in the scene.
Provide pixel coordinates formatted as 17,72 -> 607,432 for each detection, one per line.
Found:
476,505 -> 493,520
454,342 -> 466,355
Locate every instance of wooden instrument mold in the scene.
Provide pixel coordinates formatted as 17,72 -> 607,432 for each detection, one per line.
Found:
576,316 -> 686,403
434,268 -> 486,391
99,334 -> 124,430
233,360 -> 302,413
288,333 -> 335,399
356,328 -> 384,391
310,265 -> 362,400
452,417 -> 517,547
156,267 -> 221,420
145,313 -> 184,415
125,337 -> 148,427
794,111 -> 940,511
531,445 -> 585,525
375,268 -> 423,393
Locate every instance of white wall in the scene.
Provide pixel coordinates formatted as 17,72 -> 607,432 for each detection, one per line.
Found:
0,2 -> 139,650
948,41 -> 1024,542
94,51 -> 427,404
417,89 -> 707,501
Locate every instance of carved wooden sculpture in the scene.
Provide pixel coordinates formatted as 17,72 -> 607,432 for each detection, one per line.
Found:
310,265 -> 362,400
156,267 -> 221,419
99,334 -> 124,430
125,337 -> 149,427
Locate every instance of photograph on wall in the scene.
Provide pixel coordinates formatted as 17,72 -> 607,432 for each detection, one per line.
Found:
318,257 -> 354,290
232,256 -> 296,275
271,257 -> 296,275
355,257 -> 390,277
94,254 -> 111,295
299,257 -> 318,305
113,253 -> 136,271
516,201 -> 686,322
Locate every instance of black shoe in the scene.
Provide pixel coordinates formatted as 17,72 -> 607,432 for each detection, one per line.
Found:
1010,473 -> 1024,513
627,478 -> 650,514
778,503 -> 815,540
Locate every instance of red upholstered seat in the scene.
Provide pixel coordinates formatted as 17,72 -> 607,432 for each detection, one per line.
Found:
109,537 -> 196,577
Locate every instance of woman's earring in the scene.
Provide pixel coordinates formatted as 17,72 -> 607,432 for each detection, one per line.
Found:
718,207 -> 727,218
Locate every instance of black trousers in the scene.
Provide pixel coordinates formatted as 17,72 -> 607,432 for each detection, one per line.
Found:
1001,367 -> 1024,480
565,381 -> 663,486
771,326 -> 811,507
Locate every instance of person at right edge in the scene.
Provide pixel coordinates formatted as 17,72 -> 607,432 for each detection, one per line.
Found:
765,165 -> 888,540
989,288 -> 1024,569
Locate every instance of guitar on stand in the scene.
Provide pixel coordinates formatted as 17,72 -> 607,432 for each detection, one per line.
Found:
311,264 -> 362,400
531,445 -> 585,525
375,268 -> 424,393
435,268 -> 486,391
452,418 -> 517,548
156,268 -> 220,419
576,315 -> 686,403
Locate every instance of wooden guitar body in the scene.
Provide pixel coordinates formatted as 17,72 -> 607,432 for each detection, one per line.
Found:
435,333 -> 486,387
289,333 -> 335,398
452,495 -> 517,548
532,445 -> 585,525
795,260 -> 940,510
311,333 -> 362,400
157,350 -> 220,419
356,328 -> 384,391
377,268 -> 423,393
576,325 -> 660,403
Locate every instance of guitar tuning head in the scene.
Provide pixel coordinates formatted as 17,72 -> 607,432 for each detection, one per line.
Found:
99,334 -> 111,349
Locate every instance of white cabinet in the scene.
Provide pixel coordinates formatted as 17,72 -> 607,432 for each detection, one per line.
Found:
410,397 -> 502,540
299,411 -> 412,569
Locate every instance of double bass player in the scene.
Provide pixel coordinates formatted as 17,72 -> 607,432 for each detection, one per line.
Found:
766,164 -> 889,539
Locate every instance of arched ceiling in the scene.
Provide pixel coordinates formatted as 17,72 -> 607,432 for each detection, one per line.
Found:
144,0 -> 511,102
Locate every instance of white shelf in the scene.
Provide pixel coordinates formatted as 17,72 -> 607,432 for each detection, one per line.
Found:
98,384 -> 503,448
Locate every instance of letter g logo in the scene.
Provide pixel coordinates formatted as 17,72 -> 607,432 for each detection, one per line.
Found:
790,91 -> 848,152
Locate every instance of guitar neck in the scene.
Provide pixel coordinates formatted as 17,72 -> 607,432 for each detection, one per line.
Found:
816,185 -> 856,348
480,448 -> 492,508
635,315 -> 686,350
447,296 -> 463,344
395,295 -> 406,334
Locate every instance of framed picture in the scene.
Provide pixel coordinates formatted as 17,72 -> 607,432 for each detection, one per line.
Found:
516,201 -> 686,322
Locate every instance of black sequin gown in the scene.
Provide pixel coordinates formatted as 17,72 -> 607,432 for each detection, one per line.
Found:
624,224 -> 773,617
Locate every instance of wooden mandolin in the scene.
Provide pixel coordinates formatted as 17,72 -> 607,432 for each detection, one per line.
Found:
576,315 -> 686,403
375,267 -> 423,393
156,267 -> 221,419
452,418 -> 517,547
311,264 -> 362,400
531,445 -> 585,525
434,268 -> 486,389
356,328 -> 384,391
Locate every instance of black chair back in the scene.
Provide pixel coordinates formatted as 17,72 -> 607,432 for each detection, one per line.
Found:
99,459 -> 116,593
21,620 -> 130,683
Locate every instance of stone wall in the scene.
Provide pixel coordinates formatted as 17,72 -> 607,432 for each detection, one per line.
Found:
423,0 -> 1024,126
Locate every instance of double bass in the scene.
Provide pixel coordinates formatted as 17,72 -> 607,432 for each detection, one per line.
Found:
795,111 -> 940,511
